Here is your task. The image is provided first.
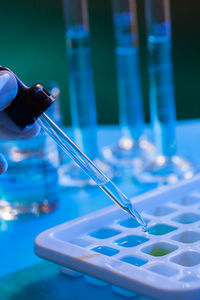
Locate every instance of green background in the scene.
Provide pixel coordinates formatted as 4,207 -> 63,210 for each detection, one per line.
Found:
0,0 -> 200,125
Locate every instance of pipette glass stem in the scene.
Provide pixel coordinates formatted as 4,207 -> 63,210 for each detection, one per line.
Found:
37,113 -> 146,229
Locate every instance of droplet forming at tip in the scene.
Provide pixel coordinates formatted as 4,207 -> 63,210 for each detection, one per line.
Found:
128,206 -> 147,232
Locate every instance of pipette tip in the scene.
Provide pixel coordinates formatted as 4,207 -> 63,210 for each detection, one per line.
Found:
126,205 -> 147,232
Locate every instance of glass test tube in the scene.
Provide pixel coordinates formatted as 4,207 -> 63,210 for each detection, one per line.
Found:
63,0 -> 98,159
113,0 -> 144,142
137,0 -> 195,185
145,0 -> 176,157
102,0 -> 154,174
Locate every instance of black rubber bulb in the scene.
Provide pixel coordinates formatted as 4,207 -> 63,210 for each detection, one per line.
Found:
0,67 -> 55,129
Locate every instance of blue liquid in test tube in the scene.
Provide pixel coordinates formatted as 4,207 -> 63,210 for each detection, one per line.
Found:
63,0 -> 98,159
146,0 -> 176,156
103,0 -> 154,172
113,0 -> 144,142
61,0 -> 114,186
139,0 -> 195,184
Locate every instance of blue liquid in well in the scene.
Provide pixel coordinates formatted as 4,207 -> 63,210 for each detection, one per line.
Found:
114,12 -> 144,141
114,235 -> 149,248
66,25 -> 98,159
92,246 -> 119,257
100,181 -> 147,231
121,256 -> 147,267
89,227 -> 121,239
118,218 -> 140,228
148,34 -> 176,156
147,224 -> 177,236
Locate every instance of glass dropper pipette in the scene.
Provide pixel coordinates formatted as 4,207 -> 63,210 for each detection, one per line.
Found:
37,113 -> 147,231
2,66 -> 147,231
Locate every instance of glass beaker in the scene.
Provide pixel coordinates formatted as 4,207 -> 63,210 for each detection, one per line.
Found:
0,131 -> 59,221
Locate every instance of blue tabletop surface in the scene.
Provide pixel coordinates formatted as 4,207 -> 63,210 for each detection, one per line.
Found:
1,122 -> 200,299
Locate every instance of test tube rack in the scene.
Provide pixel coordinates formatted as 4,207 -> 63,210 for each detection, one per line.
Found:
35,174 -> 200,300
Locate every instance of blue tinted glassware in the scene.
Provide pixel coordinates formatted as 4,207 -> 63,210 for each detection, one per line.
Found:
0,133 -> 59,221
136,0 -> 194,185
103,0 -> 155,173
61,0 -> 113,187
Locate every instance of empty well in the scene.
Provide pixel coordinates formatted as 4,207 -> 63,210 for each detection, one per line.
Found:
146,206 -> 176,217
92,246 -> 119,257
172,213 -> 200,224
70,238 -> 92,247
171,231 -> 200,244
89,227 -> 121,239
174,194 -> 200,206
149,263 -> 178,277
114,235 -> 149,248
142,242 -> 178,257
147,224 -> 177,235
171,251 -> 200,267
120,256 -> 148,267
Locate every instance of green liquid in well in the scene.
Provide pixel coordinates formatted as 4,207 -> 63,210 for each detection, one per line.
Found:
150,248 -> 171,257
148,224 -> 177,236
